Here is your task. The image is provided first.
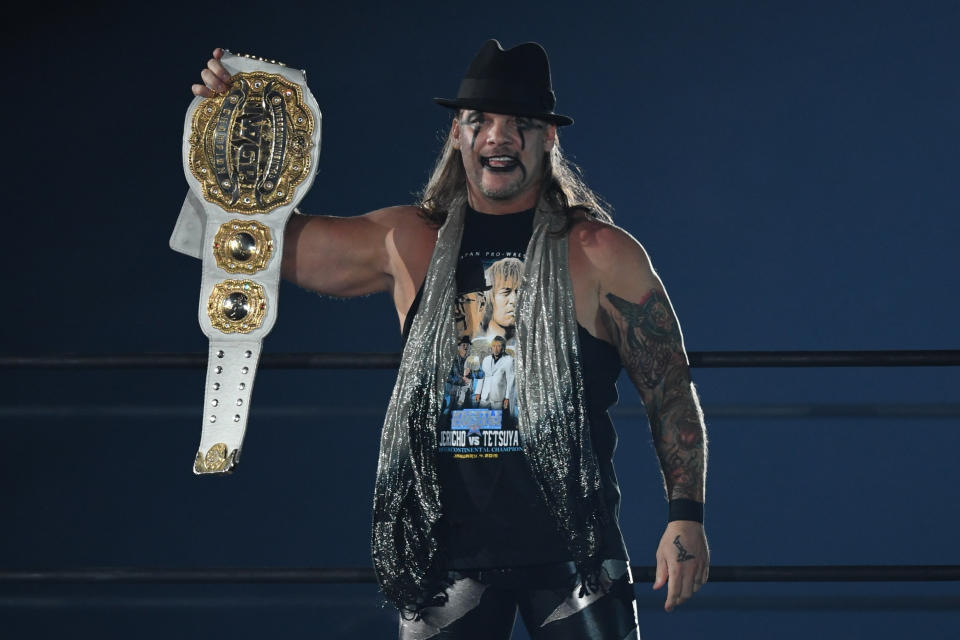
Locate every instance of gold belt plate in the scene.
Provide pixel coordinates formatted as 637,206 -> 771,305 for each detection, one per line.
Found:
194,443 -> 237,473
207,280 -> 267,334
188,72 -> 315,214
212,220 -> 274,273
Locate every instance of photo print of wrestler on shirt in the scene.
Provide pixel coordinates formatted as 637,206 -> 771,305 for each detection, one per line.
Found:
439,254 -> 524,459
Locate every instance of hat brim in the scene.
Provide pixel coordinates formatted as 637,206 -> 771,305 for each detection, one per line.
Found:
434,97 -> 574,126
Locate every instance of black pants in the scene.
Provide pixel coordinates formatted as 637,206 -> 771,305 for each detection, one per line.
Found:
398,560 -> 639,640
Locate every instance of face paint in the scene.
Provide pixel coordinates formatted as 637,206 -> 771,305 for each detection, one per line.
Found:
515,116 -> 544,151
457,111 -> 552,207
464,112 -> 483,153
469,120 -> 479,152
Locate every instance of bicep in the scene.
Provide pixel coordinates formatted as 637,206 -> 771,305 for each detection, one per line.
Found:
595,232 -> 691,398
281,209 -> 395,297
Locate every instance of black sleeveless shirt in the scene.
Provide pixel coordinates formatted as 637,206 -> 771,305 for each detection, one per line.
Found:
402,206 -> 628,569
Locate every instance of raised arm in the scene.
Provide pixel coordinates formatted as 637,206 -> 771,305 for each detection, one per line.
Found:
282,207 -> 401,298
280,205 -> 437,330
190,49 -> 435,320
582,223 -> 709,612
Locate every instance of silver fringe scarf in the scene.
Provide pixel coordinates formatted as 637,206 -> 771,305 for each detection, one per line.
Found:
371,197 -> 609,615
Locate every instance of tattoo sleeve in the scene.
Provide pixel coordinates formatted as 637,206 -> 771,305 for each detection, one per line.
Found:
602,290 -> 707,502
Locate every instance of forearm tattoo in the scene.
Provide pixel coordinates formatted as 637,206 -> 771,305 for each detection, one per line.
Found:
673,535 -> 695,562
603,291 -> 706,502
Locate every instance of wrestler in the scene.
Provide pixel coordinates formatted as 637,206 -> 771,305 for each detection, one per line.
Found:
474,335 -> 514,412
480,257 -> 522,344
444,335 -> 475,413
193,40 -> 709,638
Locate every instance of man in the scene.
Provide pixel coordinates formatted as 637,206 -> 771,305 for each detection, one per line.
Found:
480,257 -> 522,345
194,39 -> 708,639
474,335 -> 515,412
453,288 -> 486,341
444,335 -> 475,413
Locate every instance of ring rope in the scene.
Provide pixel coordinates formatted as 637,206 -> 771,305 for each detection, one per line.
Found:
2,565 -> 958,584
2,349 -> 959,370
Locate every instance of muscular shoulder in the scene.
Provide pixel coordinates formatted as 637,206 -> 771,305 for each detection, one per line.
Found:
375,206 -> 436,273
364,204 -> 428,228
283,204 -> 435,300
366,204 -> 431,235
370,206 -> 436,318
568,214 -> 658,294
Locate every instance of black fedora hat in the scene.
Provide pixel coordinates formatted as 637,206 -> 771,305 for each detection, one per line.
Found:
434,39 -> 573,126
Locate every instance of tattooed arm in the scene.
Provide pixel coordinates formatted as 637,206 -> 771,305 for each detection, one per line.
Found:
578,222 -> 710,612
601,288 -> 706,503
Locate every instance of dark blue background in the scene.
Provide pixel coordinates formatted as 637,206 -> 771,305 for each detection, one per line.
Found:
2,1 -> 958,638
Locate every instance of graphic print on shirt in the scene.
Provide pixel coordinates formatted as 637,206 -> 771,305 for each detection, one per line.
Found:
439,250 -> 525,460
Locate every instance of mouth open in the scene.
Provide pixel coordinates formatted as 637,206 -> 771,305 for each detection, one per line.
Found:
480,155 -> 520,172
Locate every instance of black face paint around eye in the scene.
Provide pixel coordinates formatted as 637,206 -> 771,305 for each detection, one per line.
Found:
462,114 -> 482,152
515,119 -> 527,151
517,118 -> 546,152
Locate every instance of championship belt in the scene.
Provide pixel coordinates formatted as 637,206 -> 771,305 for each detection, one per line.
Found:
173,51 -> 321,474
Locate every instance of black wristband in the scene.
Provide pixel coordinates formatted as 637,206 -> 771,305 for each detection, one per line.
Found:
668,499 -> 704,523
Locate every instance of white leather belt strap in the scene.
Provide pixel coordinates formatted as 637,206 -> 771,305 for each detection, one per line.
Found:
175,51 -> 322,474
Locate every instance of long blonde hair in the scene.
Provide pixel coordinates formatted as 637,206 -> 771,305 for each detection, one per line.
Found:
417,119 -> 613,230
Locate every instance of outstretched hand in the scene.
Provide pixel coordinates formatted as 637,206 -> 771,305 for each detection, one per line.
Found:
652,520 -> 709,612
191,47 -> 232,98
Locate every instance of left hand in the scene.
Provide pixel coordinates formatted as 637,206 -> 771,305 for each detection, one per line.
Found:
652,520 -> 709,612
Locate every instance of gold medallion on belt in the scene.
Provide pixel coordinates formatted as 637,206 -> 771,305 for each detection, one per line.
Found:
207,280 -> 267,334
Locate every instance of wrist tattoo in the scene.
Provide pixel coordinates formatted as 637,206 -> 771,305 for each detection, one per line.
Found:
673,535 -> 695,562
